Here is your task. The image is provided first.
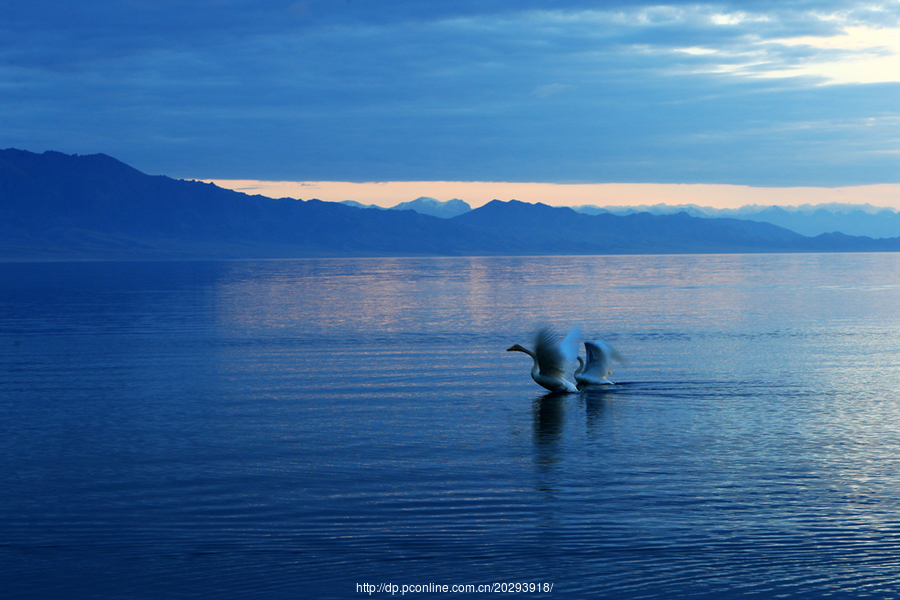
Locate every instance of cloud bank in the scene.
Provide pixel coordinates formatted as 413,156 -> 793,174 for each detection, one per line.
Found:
3,1 -> 899,186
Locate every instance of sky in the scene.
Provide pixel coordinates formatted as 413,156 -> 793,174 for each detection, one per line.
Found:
3,1 -> 900,209
206,180 -> 900,210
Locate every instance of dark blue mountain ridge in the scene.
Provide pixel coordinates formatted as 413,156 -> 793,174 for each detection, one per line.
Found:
1,149 -> 495,258
2,148 -> 900,259
456,200 -> 811,254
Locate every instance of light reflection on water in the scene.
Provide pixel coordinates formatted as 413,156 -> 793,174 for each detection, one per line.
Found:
2,254 -> 900,599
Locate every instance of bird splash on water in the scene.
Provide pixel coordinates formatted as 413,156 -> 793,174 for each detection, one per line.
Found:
507,327 -> 581,393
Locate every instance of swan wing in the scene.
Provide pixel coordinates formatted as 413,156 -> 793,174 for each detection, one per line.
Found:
560,326 -> 581,364
583,340 -> 617,378
534,327 -> 580,379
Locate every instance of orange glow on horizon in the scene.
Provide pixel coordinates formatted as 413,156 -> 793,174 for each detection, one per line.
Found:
202,180 -> 900,211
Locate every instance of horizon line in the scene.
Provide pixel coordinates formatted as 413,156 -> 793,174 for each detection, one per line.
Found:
202,180 -> 900,211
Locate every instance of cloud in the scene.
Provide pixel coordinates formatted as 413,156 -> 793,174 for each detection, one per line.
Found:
764,25 -> 900,83
2,1 -> 899,186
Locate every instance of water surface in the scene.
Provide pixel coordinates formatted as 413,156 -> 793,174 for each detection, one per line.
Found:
3,254 -> 900,598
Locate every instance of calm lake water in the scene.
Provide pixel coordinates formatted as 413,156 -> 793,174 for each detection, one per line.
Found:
3,254 -> 900,599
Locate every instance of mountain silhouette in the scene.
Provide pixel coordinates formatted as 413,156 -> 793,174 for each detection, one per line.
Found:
3,149 -> 900,260
575,202 -> 900,239
390,197 -> 471,218
455,200 -> 812,254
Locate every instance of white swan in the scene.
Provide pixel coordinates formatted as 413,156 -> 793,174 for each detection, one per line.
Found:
574,340 -> 623,387
507,327 -> 581,393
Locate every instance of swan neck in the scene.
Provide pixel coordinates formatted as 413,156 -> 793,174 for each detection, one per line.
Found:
510,345 -> 541,378
518,347 -> 541,376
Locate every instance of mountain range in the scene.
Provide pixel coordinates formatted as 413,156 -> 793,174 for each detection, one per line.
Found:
346,197 -> 900,239
2,148 -> 900,260
343,197 -> 472,218
573,203 -> 900,239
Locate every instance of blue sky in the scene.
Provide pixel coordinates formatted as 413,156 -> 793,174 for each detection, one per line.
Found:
3,1 -> 900,204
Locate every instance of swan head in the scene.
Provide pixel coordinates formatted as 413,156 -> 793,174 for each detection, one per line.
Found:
507,344 -> 528,353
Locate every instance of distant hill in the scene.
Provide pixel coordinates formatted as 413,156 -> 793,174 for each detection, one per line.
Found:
340,200 -> 383,210
3,149 -> 900,260
0,149 -> 488,259
341,197 -> 471,217
737,205 -> 900,238
574,202 -> 900,239
456,200 -> 810,255
390,197 -> 471,218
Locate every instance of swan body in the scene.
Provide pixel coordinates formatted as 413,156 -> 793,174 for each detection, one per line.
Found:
574,340 -> 622,387
507,327 -> 581,393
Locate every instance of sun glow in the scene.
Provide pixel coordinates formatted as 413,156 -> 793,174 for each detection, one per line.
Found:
766,25 -> 900,84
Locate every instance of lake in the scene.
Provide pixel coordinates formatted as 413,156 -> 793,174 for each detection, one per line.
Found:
3,254 -> 900,599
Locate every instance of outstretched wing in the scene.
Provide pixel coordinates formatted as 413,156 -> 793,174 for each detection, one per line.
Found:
583,340 -> 621,378
534,327 -> 580,379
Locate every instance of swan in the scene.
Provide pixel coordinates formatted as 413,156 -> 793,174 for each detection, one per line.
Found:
507,327 -> 581,393
574,340 -> 623,387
